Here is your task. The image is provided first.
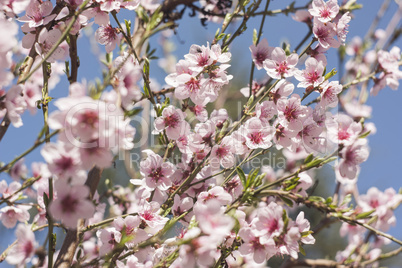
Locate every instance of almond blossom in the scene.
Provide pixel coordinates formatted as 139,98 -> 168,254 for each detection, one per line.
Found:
338,139 -> 370,179
277,94 -> 310,132
0,205 -> 30,228
319,80 -> 343,108
313,19 -> 340,49
139,150 -> 175,191
294,57 -> 325,88
35,28 -> 66,62
309,0 -> 339,23
49,180 -> 95,228
95,24 -> 122,53
242,117 -> 275,149
263,47 -> 298,79
154,105 -> 190,140
6,224 -> 38,266
5,85 -> 27,128
18,0 -> 56,28
250,38 -> 273,70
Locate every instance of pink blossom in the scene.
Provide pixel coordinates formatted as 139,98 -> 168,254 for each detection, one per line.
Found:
309,44 -> 328,65
154,105 -> 190,140
189,104 -> 208,122
270,80 -> 294,104
121,0 -> 140,10
139,150 -> 175,191
5,85 -> 27,128
97,227 -> 122,256
22,81 -> 42,114
113,215 -> 148,247
174,73 -> 207,104
197,186 -> 232,206
193,200 -> 234,241
242,118 -> 274,149
294,117 -> 324,153
277,94 -> 310,132
223,175 -> 244,199
210,136 -> 236,169
18,0 -> 56,28
0,205 -> 30,228
9,158 -> 28,180
1,0 -> 31,15
296,212 -> 315,244
292,10 -> 313,24
41,142 -> 84,181
346,36 -> 363,56
79,144 -> 114,169
49,180 -> 95,228
313,19 -> 340,49
278,225 -> 301,259
95,24 -> 121,53
238,227 -> 276,264
358,187 -> 402,232
336,12 -> 351,44
263,47 -> 298,79
338,139 -> 369,179
326,113 -> 362,145
230,130 -> 250,155
203,64 -> 233,102
0,180 -> 22,202
35,28 -> 66,62
309,0 -> 339,23
252,202 -> 284,239
294,57 -> 325,88
184,42 -> 215,73
0,14 -> 18,53
6,224 -> 37,266
82,6 -> 110,25
178,228 -> 219,268
96,0 -> 122,12
210,108 -> 228,128
172,195 -> 194,224
255,100 -> 277,124
250,38 -> 273,70
319,80 -> 342,108
137,201 -> 169,235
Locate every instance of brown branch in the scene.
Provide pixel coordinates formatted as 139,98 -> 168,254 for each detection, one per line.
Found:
68,34 -> 79,84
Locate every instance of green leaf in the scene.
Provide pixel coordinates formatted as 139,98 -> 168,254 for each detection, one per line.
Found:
301,230 -> 313,237
236,167 -> 247,188
304,158 -> 323,169
304,153 -> 314,164
359,131 -> 371,139
299,244 -> 306,256
355,209 -> 375,219
148,7 -> 164,30
43,192 -> 49,206
324,68 -> 338,80
308,196 -> 326,203
280,196 -> 294,207
125,108 -> 142,118
252,29 -> 258,45
124,19 -> 131,34
247,168 -> 260,188
214,28 -> 220,39
321,156 -> 338,165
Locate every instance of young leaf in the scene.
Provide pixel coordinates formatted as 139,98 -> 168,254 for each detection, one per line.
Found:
236,167 -> 247,188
